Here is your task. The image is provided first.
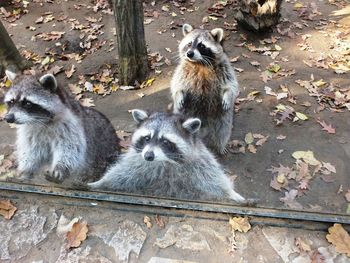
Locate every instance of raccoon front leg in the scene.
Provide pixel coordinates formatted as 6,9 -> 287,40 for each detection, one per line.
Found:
46,145 -> 85,183
172,90 -> 185,113
16,136 -> 48,179
221,88 -> 234,112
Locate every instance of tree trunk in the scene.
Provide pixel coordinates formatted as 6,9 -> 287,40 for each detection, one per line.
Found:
235,0 -> 283,32
112,0 -> 149,86
0,20 -> 29,75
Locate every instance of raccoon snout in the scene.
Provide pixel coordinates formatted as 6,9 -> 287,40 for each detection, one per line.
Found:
144,151 -> 155,161
187,50 -> 194,58
4,113 -> 15,123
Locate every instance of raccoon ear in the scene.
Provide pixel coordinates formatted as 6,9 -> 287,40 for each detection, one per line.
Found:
182,118 -> 201,134
182,24 -> 193,36
210,28 -> 224,42
39,74 -> 57,91
131,109 -> 149,123
5,70 -> 17,82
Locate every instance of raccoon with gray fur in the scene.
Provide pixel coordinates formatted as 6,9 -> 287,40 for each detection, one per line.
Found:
171,24 -> 239,154
88,110 -> 245,202
4,70 -> 119,184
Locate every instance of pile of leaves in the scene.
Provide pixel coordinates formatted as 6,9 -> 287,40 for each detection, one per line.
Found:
228,132 -> 269,154
296,76 -> 350,112
269,150 -> 337,209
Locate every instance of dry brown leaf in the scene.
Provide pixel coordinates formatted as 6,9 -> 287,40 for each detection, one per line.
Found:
0,200 -> 17,220
143,216 -> 152,229
65,65 -> 76,79
316,119 -> 335,134
345,190 -> 350,202
66,221 -> 88,249
310,250 -> 326,263
155,215 -> 165,229
326,224 -> 350,257
247,144 -> 257,153
229,216 -> 251,233
295,237 -> 312,253
80,98 -> 95,107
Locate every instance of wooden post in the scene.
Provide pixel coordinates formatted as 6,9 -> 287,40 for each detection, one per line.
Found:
112,0 -> 149,86
0,20 -> 29,74
235,0 -> 283,31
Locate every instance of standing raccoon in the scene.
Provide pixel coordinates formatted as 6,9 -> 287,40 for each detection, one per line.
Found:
88,110 -> 245,202
4,71 -> 119,184
171,24 -> 239,154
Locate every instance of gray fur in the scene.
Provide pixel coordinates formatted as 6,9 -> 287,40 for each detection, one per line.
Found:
89,112 -> 245,202
171,24 -> 239,154
4,72 -> 119,184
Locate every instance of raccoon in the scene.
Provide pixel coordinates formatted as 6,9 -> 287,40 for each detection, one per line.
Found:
171,24 -> 239,154
88,110 -> 245,202
3,70 -> 119,184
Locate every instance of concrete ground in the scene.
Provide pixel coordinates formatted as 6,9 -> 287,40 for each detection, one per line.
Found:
1,190 -> 349,263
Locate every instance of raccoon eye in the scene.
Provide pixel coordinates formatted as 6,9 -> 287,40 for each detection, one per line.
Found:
7,99 -> 15,106
187,42 -> 192,47
21,100 -> 33,108
144,136 -> 151,142
162,139 -> 170,146
198,43 -> 206,49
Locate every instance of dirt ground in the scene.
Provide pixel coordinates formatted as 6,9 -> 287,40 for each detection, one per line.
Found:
0,0 -> 350,217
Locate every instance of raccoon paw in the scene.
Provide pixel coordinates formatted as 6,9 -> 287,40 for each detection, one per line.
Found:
174,98 -> 184,112
18,171 -> 34,180
45,167 -> 69,183
222,99 -> 231,112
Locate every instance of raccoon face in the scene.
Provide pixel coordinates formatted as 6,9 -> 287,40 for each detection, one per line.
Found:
130,110 -> 201,163
4,71 -> 63,125
179,24 -> 224,65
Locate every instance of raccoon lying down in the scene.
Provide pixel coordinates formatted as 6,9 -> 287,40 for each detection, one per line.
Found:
89,110 -> 245,202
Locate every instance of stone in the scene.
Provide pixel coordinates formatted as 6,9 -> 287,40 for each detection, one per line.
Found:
154,224 -> 211,251
148,257 -> 198,263
93,219 -> 146,263
0,206 -> 57,261
56,245 -> 112,263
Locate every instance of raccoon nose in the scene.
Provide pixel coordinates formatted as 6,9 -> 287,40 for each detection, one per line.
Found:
4,113 -> 15,123
144,151 -> 155,161
187,50 -> 194,58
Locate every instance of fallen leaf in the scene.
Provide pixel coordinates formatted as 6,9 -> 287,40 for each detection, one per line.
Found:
80,98 -> 95,107
326,223 -> 350,257
245,132 -> 254,144
276,135 -> 286,140
66,221 -> 88,249
155,215 -> 165,229
143,216 -> 152,229
295,112 -> 308,121
256,136 -> 268,146
0,200 -> 17,220
292,151 -> 321,166
65,65 -> 76,78
280,189 -> 303,209
322,162 -> 336,174
230,56 -> 240,63
295,237 -> 312,253
48,65 -> 64,75
345,190 -> 350,202
229,217 -> 251,233
310,250 -> 326,263
316,119 -> 336,134
247,144 -> 257,153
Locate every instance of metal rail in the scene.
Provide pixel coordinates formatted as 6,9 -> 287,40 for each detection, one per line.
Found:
0,181 -> 349,224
